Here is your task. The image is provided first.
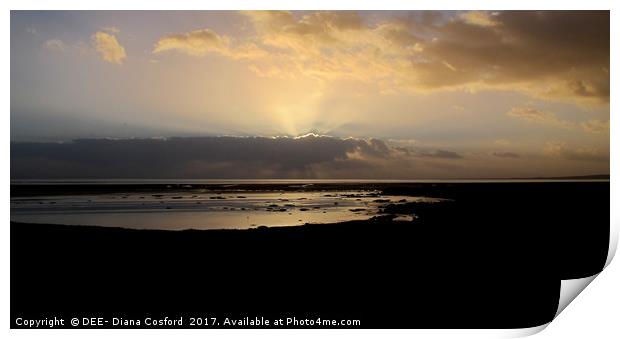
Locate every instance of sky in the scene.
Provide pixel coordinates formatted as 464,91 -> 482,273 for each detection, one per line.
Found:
10,11 -> 610,179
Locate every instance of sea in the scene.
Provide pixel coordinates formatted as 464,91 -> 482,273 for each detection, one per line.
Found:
10,178 -> 606,230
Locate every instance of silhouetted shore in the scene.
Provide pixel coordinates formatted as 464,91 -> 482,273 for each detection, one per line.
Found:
11,182 -> 609,328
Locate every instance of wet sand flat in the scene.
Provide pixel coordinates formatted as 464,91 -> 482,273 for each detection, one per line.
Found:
11,186 -> 442,229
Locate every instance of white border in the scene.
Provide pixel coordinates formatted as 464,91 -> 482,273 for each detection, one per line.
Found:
3,0 -> 618,338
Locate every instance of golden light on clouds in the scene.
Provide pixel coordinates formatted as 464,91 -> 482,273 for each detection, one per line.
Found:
150,11 -> 609,106
459,11 -> 499,27
91,31 -> 126,64
506,107 -> 575,129
10,10 -> 610,178
581,119 -> 610,134
543,141 -> 608,162
154,29 -> 229,56
153,28 -> 267,59
507,107 -> 610,136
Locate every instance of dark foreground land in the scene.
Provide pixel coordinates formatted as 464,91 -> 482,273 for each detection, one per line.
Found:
11,182 -> 609,329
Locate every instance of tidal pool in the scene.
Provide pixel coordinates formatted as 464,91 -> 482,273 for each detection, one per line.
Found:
11,190 -> 441,230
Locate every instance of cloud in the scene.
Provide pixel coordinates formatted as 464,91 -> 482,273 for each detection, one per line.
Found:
506,107 -> 574,129
350,138 -> 393,158
44,39 -> 65,51
154,29 -> 228,56
91,31 -> 126,64
10,135 -> 371,179
581,119 -> 609,134
153,28 -> 266,59
493,139 -> 511,147
543,141 -> 608,162
152,11 -> 609,104
459,11 -> 499,27
10,135 -> 467,179
417,11 -> 609,104
415,149 -> 463,159
492,151 -> 520,158
507,108 -> 609,135
11,136 -> 609,179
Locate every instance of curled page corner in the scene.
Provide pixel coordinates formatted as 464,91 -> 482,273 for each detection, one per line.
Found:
605,220 -> 619,268
500,323 -> 550,338
555,274 -> 599,318
551,208 -> 617,322
551,226 -> 616,321
494,274 -> 601,338
506,220 -> 615,337
493,275 -> 602,338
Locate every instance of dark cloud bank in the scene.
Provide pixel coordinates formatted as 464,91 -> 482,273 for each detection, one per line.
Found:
12,135 -> 464,179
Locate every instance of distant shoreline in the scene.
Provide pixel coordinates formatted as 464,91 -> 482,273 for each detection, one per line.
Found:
9,174 -> 611,185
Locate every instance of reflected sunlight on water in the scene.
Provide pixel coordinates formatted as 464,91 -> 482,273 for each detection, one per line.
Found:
11,190 -> 442,230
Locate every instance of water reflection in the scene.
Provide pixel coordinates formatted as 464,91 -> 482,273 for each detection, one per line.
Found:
11,190 -> 442,230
